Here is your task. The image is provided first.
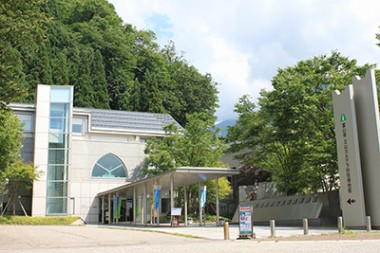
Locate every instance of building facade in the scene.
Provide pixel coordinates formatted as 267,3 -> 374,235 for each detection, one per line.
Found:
10,84 -> 182,223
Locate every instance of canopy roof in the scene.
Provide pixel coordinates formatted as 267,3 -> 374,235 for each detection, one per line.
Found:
97,167 -> 240,198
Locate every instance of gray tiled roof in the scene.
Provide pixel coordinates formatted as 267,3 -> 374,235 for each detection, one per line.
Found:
9,102 -> 182,134
84,108 -> 183,133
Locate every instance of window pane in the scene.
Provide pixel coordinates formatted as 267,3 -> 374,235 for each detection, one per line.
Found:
46,197 -> 67,214
51,88 -> 71,103
50,103 -> 69,117
50,118 -> 66,132
72,124 -> 82,133
92,154 -> 127,178
92,164 -> 108,177
48,149 -> 67,165
47,182 -> 67,197
49,133 -> 68,145
18,114 -> 33,132
47,165 -> 67,180
49,141 -> 65,149
98,155 -> 121,169
113,167 -> 127,177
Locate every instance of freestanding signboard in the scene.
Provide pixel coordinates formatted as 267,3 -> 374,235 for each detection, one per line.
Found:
171,207 -> 182,227
238,205 -> 253,238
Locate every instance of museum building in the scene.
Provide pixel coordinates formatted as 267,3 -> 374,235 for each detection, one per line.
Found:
10,84 -> 183,223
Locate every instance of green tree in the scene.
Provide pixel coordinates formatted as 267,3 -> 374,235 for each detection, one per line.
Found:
0,110 -> 39,215
2,0 -> 219,126
144,113 -> 230,215
91,50 -> 110,108
0,110 -> 23,172
202,176 -> 231,215
176,113 -> 226,167
2,161 -> 39,215
144,123 -> 180,175
144,113 -> 227,175
0,45 -> 26,109
228,52 -> 372,195
162,42 -> 219,126
0,0 -> 49,108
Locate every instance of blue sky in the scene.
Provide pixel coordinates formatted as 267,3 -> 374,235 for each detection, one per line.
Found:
108,0 -> 380,122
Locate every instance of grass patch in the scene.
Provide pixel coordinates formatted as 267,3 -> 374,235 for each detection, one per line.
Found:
341,229 -> 357,235
186,214 -> 231,223
0,216 -> 80,225
339,226 -> 357,236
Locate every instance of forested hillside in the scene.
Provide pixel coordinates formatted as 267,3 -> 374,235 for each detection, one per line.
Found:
1,0 -> 218,126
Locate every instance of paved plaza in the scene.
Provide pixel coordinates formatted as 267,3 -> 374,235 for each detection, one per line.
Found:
1,224 -> 380,253
104,223 -> 340,240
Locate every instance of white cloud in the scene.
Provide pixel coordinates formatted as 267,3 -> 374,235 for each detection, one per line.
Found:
108,0 -> 380,121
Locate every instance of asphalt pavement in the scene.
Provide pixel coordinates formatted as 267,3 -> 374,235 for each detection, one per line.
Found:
101,223 -> 340,240
1,224 -> 379,253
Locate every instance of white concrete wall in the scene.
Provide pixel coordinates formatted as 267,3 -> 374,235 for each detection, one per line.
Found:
32,85 -> 51,216
69,134 -> 146,223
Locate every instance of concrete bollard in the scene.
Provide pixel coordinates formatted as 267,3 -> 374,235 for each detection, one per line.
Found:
366,216 -> 372,232
338,216 -> 343,233
270,220 -> 276,238
303,218 -> 309,235
224,221 -> 230,240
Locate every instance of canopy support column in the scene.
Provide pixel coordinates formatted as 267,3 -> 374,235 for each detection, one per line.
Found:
133,187 -> 136,225
184,185 -> 188,226
116,191 -> 119,224
108,194 -> 111,224
143,183 -> 147,225
101,195 -> 105,224
170,174 -> 174,213
199,183 -> 203,226
216,178 -> 220,226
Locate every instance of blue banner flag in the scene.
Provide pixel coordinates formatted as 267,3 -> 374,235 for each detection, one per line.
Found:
153,185 -> 161,217
200,186 -> 207,208
153,186 -> 161,210
113,195 -> 120,219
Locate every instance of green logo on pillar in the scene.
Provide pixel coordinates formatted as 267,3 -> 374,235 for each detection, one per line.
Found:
340,114 -> 347,122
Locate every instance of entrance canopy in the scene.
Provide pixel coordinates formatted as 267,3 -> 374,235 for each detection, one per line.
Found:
98,167 -> 239,198
97,167 -> 239,226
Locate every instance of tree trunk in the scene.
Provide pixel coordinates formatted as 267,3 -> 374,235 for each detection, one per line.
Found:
12,193 -> 16,215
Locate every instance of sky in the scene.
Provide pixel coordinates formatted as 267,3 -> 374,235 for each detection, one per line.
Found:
108,0 -> 380,122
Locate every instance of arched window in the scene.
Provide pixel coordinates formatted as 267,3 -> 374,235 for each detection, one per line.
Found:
92,154 -> 127,178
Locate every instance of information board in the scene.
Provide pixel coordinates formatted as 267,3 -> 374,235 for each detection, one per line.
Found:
171,208 -> 182,216
239,205 -> 253,236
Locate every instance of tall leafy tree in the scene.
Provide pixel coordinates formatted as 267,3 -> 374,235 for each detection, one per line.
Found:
3,0 -> 219,126
162,42 -> 219,126
2,161 -> 39,215
144,113 -> 227,175
0,0 -> 47,186
144,123 -> 180,175
0,110 -> 23,174
91,50 -> 110,108
228,52 -> 372,195
0,0 -> 46,216
144,112 -> 230,215
0,0 -> 49,108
